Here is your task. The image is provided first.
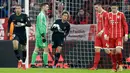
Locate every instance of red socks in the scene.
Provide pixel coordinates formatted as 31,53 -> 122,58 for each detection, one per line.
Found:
111,54 -> 117,69
116,53 -> 123,65
93,52 -> 100,68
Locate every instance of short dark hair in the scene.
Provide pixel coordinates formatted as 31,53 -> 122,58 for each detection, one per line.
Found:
15,4 -> 22,7
62,11 -> 70,20
79,8 -> 84,11
40,3 -> 49,8
62,11 -> 69,15
111,2 -> 118,6
94,1 -> 102,5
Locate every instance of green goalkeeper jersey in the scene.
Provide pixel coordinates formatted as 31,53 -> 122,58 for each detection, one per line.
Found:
36,11 -> 47,38
35,11 -> 47,48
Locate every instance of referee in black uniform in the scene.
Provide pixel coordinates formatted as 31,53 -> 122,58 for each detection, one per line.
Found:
8,4 -> 31,70
51,11 -> 70,68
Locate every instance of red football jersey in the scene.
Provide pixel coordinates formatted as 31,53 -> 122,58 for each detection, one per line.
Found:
96,10 -> 109,35
105,11 -> 128,38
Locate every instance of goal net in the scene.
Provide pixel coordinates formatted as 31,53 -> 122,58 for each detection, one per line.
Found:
28,0 -> 130,69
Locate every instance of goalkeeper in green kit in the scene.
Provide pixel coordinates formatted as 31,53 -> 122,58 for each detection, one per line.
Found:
31,3 -> 49,68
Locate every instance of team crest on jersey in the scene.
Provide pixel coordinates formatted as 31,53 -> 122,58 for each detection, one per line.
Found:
118,41 -> 121,45
21,19 -> 23,21
64,27 -> 66,29
100,15 -> 102,18
117,16 -> 120,18
110,20 -> 114,24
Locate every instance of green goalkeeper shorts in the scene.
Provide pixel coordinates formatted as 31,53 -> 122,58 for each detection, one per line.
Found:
35,37 -> 48,49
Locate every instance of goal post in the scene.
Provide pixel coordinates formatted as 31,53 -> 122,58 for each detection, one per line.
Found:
25,0 -> 29,68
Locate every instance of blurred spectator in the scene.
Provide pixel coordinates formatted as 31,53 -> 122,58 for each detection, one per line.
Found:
0,2 -> 8,18
74,8 -> 90,24
125,0 -> 130,4
55,1 -> 64,19
11,0 -> 18,8
30,0 -> 35,8
84,0 -> 93,24
69,16 -> 75,24
10,0 -> 18,14
125,5 -> 130,25
125,5 -> 130,41
103,5 -> 111,12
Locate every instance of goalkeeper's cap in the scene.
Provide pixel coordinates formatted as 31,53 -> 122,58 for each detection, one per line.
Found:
61,11 -> 70,21
111,2 -> 119,7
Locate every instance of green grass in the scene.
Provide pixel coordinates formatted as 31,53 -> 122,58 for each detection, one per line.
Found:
0,68 -> 129,73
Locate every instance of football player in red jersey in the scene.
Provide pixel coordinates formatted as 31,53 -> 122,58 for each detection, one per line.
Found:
104,2 -> 128,71
89,2 -> 111,70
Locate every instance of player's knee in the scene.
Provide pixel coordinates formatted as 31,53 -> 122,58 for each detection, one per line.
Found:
57,46 -> 62,53
34,47 -> 39,52
95,48 -> 100,52
105,49 -> 110,54
44,48 -> 48,53
13,40 -> 19,49
116,48 -> 122,53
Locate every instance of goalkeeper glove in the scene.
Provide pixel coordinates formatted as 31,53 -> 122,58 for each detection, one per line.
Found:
41,33 -> 46,43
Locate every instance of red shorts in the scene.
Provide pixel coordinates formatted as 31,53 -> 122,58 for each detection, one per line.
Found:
94,35 -> 109,48
109,37 -> 123,48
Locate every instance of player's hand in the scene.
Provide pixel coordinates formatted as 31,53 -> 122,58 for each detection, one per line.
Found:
7,33 -> 15,37
42,37 -> 46,42
51,24 -> 58,31
52,24 -> 58,28
104,34 -> 109,40
124,34 -> 128,41
8,33 -> 15,40
97,30 -> 104,37
41,33 -> 46,42
7,33 -> 10,36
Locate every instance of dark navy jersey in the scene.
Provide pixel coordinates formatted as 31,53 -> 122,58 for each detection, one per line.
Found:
8,13 -> 31,35
51,19 -> 70,37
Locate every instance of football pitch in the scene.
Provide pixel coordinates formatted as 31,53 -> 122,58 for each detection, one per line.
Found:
0,68 -> 129,73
